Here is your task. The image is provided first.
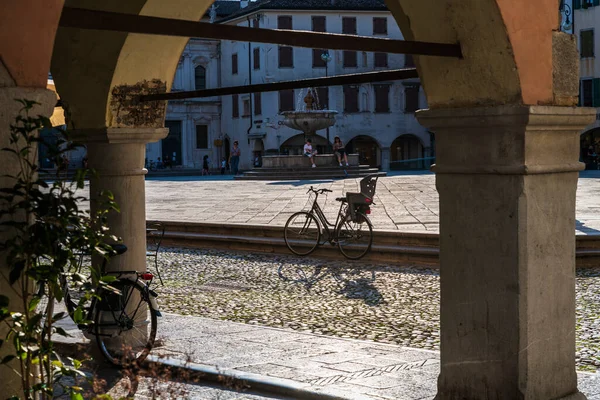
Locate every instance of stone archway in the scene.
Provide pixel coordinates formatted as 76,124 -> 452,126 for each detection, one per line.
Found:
346,135 -> 381,167
0,0 -> 595,398
390,134 -> 425,170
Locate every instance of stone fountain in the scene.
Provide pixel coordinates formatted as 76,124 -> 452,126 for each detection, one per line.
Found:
279,88 -> 337,137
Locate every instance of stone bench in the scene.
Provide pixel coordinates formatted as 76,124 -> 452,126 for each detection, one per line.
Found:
262,154 -> 359,168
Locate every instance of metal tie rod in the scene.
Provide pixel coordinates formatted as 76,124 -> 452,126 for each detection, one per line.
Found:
138,68 -> 419,102
59,7 -> 462,58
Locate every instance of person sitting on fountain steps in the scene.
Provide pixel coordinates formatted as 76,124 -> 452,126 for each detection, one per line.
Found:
304,138 -> 318,168
333,136 -> 349,167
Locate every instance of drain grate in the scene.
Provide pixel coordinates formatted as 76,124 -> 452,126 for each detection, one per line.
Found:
307,359 -> 434,386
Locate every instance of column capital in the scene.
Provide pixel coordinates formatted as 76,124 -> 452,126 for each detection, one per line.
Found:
416,106 -> 596,175
69,127 -> 168,145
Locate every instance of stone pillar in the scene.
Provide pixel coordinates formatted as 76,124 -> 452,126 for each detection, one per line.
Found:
182,53 -> 194,91
71,128 -> 167,273
381,147 -> 391,171
417,106 -> 595,400
0,86 -> 56,398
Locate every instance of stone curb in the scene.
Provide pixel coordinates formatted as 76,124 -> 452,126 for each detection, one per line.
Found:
53,339 -> 361,400
146,356 -> 367,400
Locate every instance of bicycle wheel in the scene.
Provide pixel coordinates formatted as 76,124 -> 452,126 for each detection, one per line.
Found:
336,213 -> 373,260
284,212 -> 321,256
62,254 -> 92,321
94,280 -> 157,367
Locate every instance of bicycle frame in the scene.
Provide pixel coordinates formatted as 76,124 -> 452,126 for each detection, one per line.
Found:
308,192 -> 346,244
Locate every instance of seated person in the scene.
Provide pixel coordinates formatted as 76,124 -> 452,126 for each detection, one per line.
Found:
333,136 -> 349,167
304,138 -> 318,168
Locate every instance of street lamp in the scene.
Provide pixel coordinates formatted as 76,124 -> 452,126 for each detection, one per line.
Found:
321,51 -> 333,152
559,0 -> 573,33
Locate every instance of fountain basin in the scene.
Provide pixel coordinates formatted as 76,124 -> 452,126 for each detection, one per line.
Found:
280,110 -> 337,134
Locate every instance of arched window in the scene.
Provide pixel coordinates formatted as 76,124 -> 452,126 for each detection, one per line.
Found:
195,65 -> 206,90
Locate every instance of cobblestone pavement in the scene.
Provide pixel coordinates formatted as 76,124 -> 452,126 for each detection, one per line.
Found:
153,247 -> 600,373
141,171 -> 600,234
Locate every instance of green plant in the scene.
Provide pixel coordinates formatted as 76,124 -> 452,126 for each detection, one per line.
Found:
0,100 -> 119,400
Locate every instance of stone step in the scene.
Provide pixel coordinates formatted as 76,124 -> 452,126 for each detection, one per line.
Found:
149,220 -> 600,268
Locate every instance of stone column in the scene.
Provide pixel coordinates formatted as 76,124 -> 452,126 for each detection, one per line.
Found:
0,86 -> 56,397
417,105 -> 595,400
380,147 -> 391,171
182,53 -> 194,91
71,128 -> 167,273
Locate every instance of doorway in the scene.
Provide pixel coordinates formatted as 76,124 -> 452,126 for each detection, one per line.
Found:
163,120 -> 183,166
346,135 -> 380,167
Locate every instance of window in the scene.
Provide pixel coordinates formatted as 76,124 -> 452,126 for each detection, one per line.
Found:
374,53 -> 388,68
195,125 -> 209,149
253,48 -> 260,70
342,17 -> 357,68
344,51 -> 358,68
374,84 -> 390,113
404,54 -> 415,68
279,90 -> 295,112
232,53 -> 238,75
316,87 -> 329,110
404,84 -> 420,113
232,94 -> 239,118
194,65 -> 206,90
581,78 -> 600,107
252,18 -> 259,28
278,16 -> 292,30
312,16 -> 327,68
574,0 -> 599,9
581,30 -> 595,58
373,17 -> 388,35
254,92 -> 262,115
342,17 -> 357,35
312,16 -> 326,32
242,98 -> 251,117
279,46 -> 294,68
344,85 -> 360,113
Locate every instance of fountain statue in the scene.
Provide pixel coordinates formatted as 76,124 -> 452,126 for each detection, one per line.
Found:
280,88 -> 337,138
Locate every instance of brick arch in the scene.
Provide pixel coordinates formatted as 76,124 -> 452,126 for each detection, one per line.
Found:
385,0 -> 570,108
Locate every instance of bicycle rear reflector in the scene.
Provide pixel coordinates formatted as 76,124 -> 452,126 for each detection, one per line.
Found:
140,273 -> 154,281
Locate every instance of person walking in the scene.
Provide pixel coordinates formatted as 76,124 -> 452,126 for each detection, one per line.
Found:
304,138 -> 317,168
221,157 -> 226,175
333,136 -> 349,167
229,140 -> 241,175
202,154 -> 210,176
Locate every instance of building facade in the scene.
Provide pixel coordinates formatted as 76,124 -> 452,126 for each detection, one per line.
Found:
148,0 -> 432,171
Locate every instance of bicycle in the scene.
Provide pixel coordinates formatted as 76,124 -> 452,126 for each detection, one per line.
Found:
283,175 -> 378,260
60,244 -> 161,366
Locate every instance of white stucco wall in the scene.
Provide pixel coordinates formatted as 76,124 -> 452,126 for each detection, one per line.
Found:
155,7 -> 431,171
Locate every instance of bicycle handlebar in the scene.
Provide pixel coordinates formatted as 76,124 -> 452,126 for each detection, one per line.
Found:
307,187 -> 333,195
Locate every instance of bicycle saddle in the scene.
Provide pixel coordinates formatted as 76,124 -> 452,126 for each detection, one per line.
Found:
336,197 -> 348,202
110,244 -> 128,255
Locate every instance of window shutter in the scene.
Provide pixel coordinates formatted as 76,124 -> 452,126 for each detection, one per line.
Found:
279,46 -> 294,68
279,90 -> 294,112
278,16 -> 292,30
232,54 -> 238,75
374,85 -> 390,113
342,17 -> 357,35
343,51 -> 358,68
344,86 -> 359,113
253,48 -> 260,70
254,92 -> 262,115
232,94 -> 239,118
312,16 -> 326,32
593,78 -> 600,107
574,0 -> 581,8
316,87 -> 329,109
313,49 -> 327,67
374,53 -> 388,68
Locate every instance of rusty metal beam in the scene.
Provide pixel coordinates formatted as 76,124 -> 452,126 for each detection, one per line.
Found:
59,7 -> 462,58
138,68 -> 419,102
